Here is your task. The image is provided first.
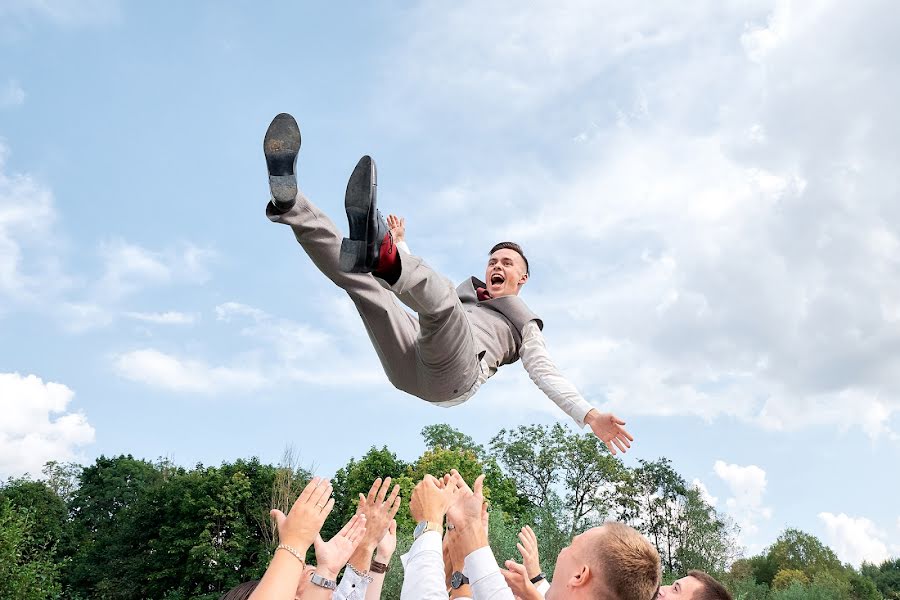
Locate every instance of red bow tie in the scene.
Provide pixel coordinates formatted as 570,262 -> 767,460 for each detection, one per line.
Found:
476,287 -> 492,302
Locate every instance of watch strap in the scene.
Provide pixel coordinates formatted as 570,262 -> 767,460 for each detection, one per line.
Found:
530,572 -> 546,584
370,559 -> 390,574
310,572 -> 337,590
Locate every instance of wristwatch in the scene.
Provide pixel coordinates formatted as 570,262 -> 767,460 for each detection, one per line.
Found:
310,572 -> 337,590
451,571 -> 470,589
530,572 -> 546,584
413,520 -> 442,540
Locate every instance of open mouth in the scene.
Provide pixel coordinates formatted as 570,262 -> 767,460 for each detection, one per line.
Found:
490,274 -> 505,285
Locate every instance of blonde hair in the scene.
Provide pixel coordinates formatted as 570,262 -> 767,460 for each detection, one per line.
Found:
594,523 -> 661,600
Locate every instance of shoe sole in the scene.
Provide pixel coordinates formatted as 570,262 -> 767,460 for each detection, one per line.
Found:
340,155 -> 377,272
264,113 -> 301,206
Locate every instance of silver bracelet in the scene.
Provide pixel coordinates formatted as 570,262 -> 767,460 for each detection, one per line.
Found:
275,543 -> 305,564
346,562 -> 374,583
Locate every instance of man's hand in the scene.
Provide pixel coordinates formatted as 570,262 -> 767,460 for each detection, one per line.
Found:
517,525 -> 542,579
375,519 -> 397,564
270,477 -> 334,550
313,513 -> 367,579
501,560 -> 545,600
387,214 -> 406,243
585,409 -> 633,454
356,477 -> 402,548
445,471 -> 489,557
409,474 -> 461,524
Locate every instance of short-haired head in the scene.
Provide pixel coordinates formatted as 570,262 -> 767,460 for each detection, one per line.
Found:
485,242 -> 530,298
595,522 -> 662,600
489,241 -> 529,275
220,581 -> 259,600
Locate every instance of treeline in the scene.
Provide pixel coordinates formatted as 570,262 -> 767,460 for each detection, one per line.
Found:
0,423 -> 895,599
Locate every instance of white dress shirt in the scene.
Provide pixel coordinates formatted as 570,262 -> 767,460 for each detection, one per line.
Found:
334,566 -> 371,600
396,240 -> 594,427
463,546 -> 515,600
399,531 -> 448,600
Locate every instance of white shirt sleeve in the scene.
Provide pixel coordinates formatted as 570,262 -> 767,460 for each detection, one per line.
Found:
396,240 -> 411,255
536,578 -> 550,595
519,320 -> 595,427
463,546 -> 515,600
334,567 -> 371,600
400,531 -> 449,600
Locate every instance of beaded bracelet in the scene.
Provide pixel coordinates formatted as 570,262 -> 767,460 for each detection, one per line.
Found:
276,543 -> 305,565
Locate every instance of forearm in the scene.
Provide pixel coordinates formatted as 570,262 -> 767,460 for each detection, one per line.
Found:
249,548 -> 308,600
365,550 -> 393,600
349,541 -> 377,574
520,322 -> 594,426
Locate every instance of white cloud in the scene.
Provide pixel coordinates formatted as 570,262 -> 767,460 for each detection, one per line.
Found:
0,0 -> 120,35
0,79 -> 25,108
714,461 -> 771,538
0,372 -> 95,478
818,512 -> 891,567
123,311 -> 196,325
377,0 -> 900,440
692,478 -> 718,508
96,240 -> 214,301
112,349 -> 266,394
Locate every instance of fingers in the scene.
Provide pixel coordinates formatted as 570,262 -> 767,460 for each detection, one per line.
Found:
310,479 -> 333,507
621,427 -> 635,442
376,477 -> 392,504
297,476 -> 322,503
505,560 -> 528,578
270,509 -> 286,530
319,496 -> 335,517
345,514 -> 367,543
337,513 -> 364,537
388,493 -> 402,519
517,542 -> 528,559
473,474 -> 486,497
605,439 -> 617,455
388,519 -> 397,534
524,525 -> 537,545
386,483 -> 401,507
367,477 -> 382,504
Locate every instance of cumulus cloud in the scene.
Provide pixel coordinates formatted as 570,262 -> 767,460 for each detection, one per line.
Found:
692,478 -> 719,508
818,512 -> 892,567
0,372 -> 95,478
96,240 -> 214,301
112,349 -> 266,394
714,460 -> 771,538
123,311 -> 196,325
378,0 -> 900,439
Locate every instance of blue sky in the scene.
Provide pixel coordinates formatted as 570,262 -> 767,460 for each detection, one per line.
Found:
2,0 -> 898,567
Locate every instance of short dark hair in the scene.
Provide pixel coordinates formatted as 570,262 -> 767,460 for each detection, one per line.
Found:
220,580 -> 259,600
688,571 -> 733,600
489,241 -> 529,275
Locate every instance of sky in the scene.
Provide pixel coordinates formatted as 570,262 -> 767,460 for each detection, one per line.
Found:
1,0 -> 898,568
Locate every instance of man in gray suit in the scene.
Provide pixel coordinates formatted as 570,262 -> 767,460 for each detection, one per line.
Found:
263,113 -> 633,453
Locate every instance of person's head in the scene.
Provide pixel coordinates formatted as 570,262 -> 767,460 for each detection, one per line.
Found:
547,522 -> 660,600
485,242 -> 529,298
220,580 -> 258,600
656,571 -> 732,600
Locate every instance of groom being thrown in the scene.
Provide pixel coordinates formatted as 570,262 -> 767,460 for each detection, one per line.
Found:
263,113 -> 633,454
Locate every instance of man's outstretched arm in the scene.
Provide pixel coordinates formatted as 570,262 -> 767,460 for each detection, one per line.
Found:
519,321 -> 633,454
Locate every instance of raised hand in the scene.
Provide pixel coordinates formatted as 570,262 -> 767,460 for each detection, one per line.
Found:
375,519 -> 397,563
270,477 -> 334,549
585,410 -> 633,455
501,560 -> 544,600
410,474 -> 462,524
517,525 -> 542,579
313,513 -> 367,579
387,214 -> 406,243
356,477 -> 402,548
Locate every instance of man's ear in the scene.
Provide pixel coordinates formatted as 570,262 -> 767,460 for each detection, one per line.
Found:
569,564 -> 591,589
519,272 -> 529,286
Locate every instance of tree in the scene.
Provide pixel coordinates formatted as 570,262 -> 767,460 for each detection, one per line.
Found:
0,498 -> 62,599
766,529 -> 843,582
0,477 -> 67,555
490,424 -> 565,510
421,424 -> 485,458
863,558 -> 900,599
774,569 -> 810,589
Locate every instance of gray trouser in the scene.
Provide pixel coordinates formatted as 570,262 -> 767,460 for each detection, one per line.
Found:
267,194 -> 480,402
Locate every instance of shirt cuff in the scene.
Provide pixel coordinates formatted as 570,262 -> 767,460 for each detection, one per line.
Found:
336,567 -> 370,598
463,546 -> 500,584
399,530 -> 442,570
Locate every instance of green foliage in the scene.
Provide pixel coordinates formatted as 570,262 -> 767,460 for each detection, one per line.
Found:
0,497 -> 62,599
421,424 -> 485,458
767,528 -> 843,582
0,477 -> 67,555
863,558 -> 900,599
774,569 -> 810,589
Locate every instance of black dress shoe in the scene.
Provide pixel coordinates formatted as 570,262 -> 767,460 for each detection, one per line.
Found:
340,155 -> 390,273
264,113 -> 301,211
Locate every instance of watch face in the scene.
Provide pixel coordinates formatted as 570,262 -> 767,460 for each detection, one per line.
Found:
451,571 -> 463,589
413,521 -> 426,538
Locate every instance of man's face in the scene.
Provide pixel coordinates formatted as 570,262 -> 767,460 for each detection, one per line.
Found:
657,575 -> 704,599
484,248 -> 528,298
546,528 -> 603,600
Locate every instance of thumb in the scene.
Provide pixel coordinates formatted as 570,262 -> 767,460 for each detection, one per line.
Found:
270,509 -> 286,529
389,519 -> 397,534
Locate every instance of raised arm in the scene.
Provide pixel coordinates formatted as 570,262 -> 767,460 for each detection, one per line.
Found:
519,321 -> 634,454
